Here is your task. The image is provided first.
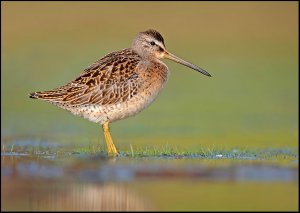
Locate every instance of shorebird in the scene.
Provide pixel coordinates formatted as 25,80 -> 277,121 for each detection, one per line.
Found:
29,29 -> 211,156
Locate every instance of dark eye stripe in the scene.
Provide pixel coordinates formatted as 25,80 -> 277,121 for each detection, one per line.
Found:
158,46 -> 164,52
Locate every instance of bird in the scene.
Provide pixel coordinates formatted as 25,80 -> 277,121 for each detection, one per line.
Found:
29,29 -> 211,156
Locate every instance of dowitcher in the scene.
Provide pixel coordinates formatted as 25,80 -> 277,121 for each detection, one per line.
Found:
29,29 -> 211,156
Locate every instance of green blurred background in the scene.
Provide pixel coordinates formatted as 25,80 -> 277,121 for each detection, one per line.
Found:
1,2 -> 298,150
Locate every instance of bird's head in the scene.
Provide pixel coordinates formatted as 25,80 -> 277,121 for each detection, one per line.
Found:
131,29 -> 211,77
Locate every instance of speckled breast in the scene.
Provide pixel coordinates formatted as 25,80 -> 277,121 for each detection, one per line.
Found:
71,60 -> 169,125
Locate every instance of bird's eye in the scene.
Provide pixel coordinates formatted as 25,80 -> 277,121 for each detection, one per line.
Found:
150,41 -> 155,46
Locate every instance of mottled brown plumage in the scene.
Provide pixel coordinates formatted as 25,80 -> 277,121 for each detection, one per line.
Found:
30,49 -> 142,107
30,29 -> 211,155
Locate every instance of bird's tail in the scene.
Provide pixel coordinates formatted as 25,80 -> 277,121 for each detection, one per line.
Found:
29,91 -> 65,101
29,92 -> 39,99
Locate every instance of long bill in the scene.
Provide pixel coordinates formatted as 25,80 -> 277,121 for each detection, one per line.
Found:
164,51 -> 211,77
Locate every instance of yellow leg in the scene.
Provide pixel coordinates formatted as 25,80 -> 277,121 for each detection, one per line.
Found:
102,122 -> 119,155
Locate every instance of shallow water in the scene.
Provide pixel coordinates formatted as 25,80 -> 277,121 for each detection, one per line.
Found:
1,139 -> 298,211
1,155 -> 298,182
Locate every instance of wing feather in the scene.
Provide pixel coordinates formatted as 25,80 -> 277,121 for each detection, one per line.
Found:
30,49 -> 144,108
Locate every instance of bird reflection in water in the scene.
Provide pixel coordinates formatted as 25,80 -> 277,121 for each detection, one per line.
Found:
2,179 -> 152,211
